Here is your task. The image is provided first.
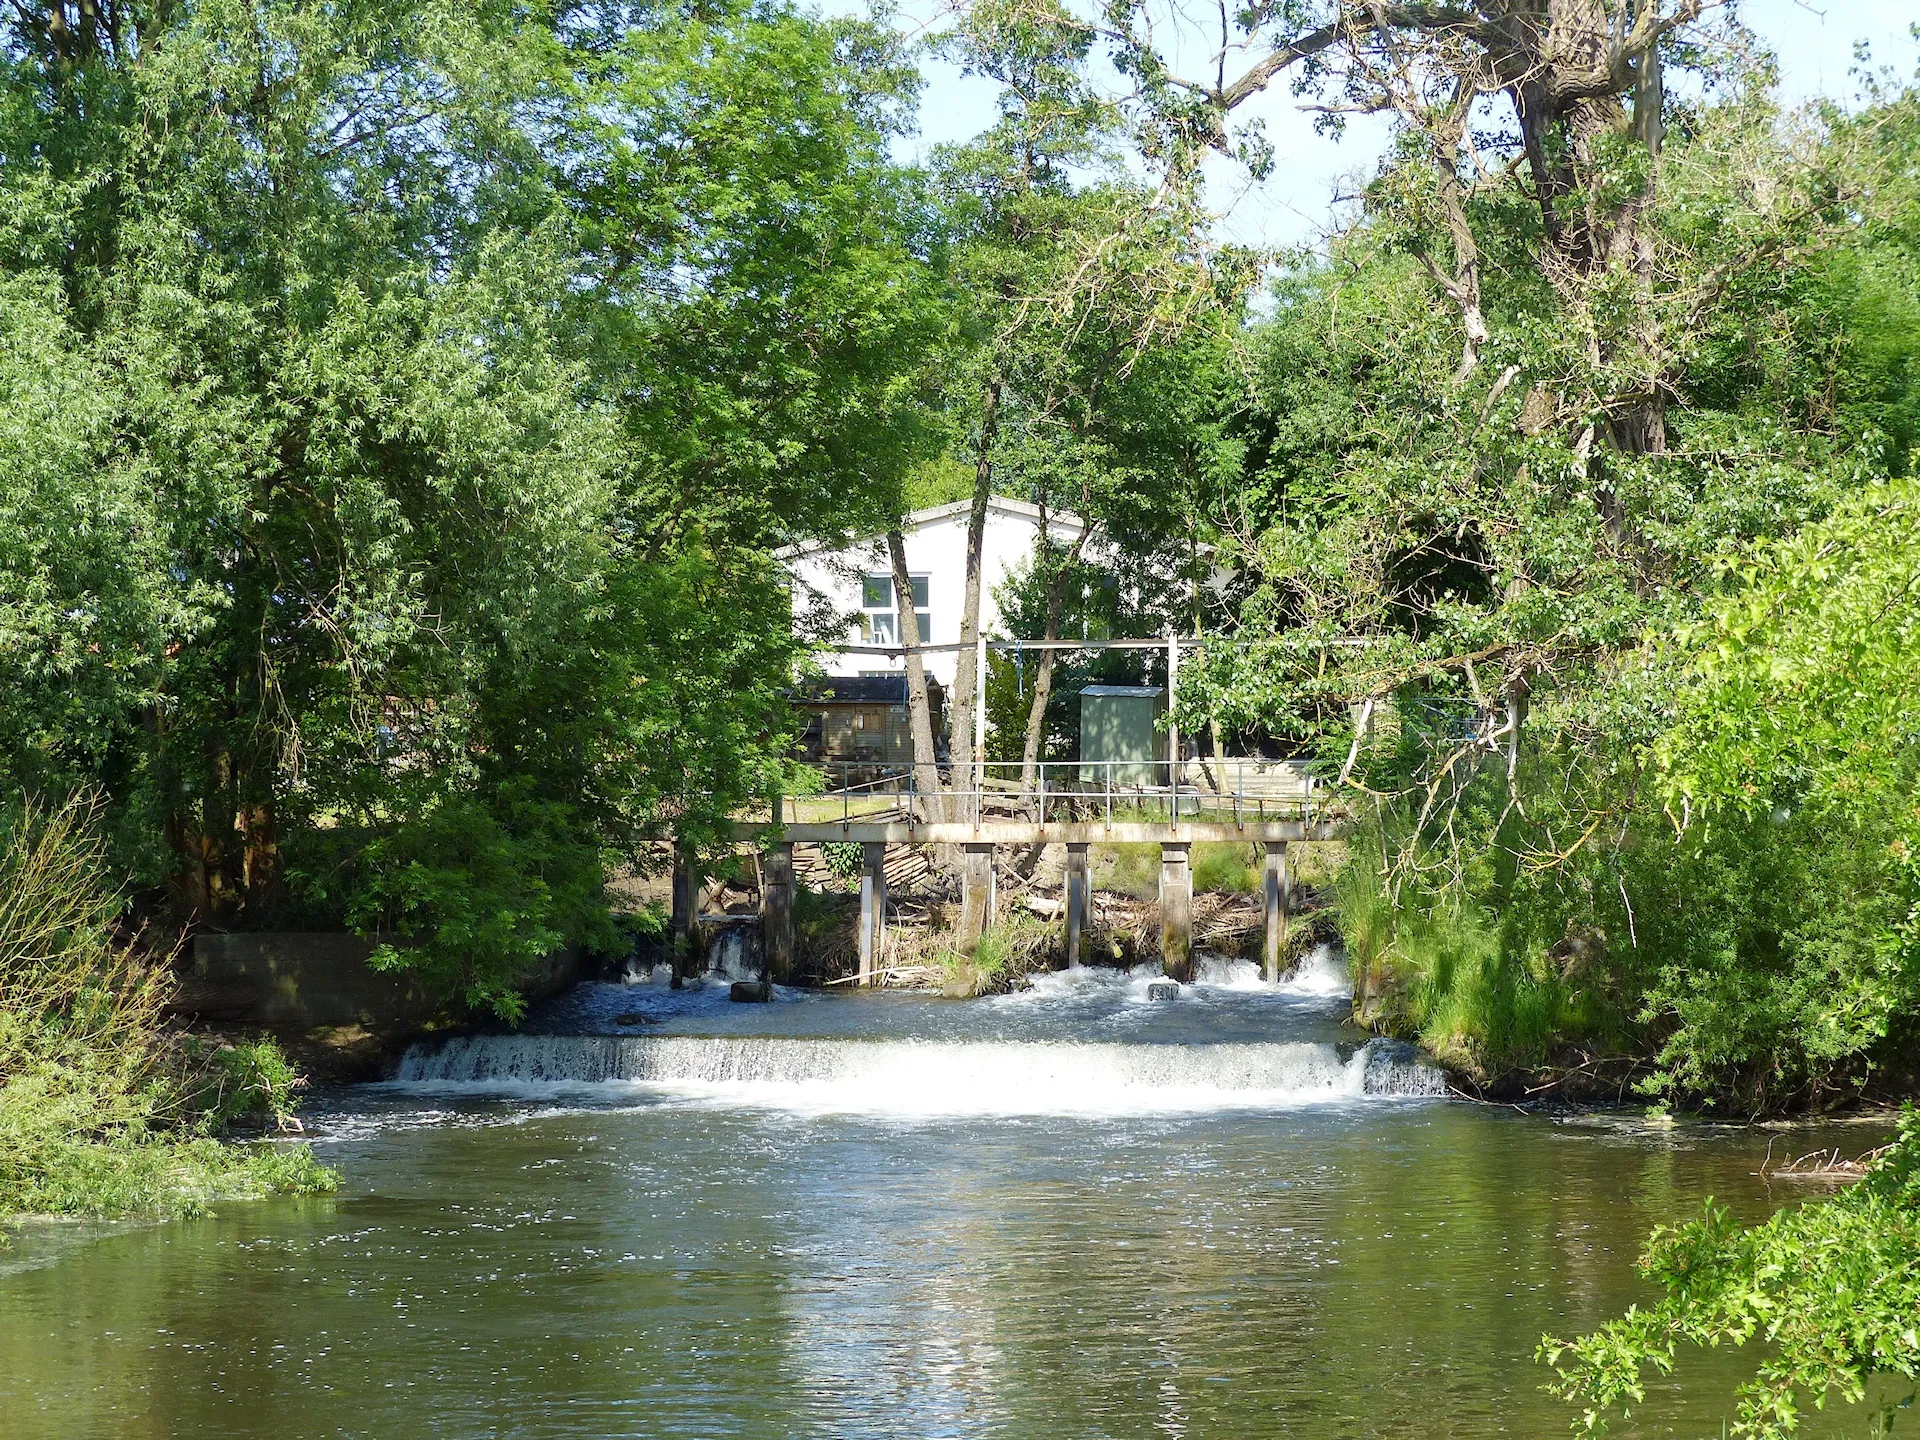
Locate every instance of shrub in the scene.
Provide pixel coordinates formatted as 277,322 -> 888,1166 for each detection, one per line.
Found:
0,798 -> 336,1223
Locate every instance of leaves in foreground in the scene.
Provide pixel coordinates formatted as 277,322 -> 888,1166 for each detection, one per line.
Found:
1540,1107 -> 1920,1437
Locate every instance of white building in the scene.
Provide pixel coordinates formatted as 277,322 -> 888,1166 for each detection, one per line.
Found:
780,496 -> 1087,688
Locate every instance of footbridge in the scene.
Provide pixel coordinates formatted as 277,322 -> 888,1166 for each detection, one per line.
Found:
697,759 -> 1347,995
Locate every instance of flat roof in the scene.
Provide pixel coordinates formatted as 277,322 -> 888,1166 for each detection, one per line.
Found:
1079,685 -> 1164,698
773,495 -> 1087,560
793,675 -> 943,705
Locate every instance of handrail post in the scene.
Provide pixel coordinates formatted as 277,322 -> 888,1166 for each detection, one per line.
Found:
1166,631 -> 1180,820
974,632 -> 988,821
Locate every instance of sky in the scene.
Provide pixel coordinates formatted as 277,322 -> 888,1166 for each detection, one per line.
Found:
817,0 -> 1920,252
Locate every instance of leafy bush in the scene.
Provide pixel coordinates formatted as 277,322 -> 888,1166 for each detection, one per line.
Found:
1542,1107 -> 1920,1438
177,1038 -> 308,1131
819,842 -> 866,882
343,789 -> 621,1022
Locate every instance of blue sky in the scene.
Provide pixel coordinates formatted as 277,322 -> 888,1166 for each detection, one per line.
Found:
821,0 -> 1920,251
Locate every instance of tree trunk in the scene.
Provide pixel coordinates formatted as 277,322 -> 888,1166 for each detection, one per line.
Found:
888,529 -> 946,822
949,374 -> 1001,793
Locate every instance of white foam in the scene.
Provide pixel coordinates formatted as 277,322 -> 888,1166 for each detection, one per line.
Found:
1279,944 -> 1352,999
390,1034 -> 1446,1118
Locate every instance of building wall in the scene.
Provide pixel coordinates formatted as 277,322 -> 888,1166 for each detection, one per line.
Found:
784,502 -> 1084,688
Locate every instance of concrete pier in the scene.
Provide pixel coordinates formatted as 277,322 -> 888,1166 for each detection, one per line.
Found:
1159,842 -> 1192,982
761,841 -> 795,985
858,841 -> 887,986
959,843 -> 996,949
1263,840 -> 1291,983
1063,842 -> 1090,968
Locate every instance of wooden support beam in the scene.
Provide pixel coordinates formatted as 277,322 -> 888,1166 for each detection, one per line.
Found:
1263,840 -> 1291,984
670,841 -> 699,989
1063,842 -> 1089,969
858,841 -> 887,987
959,843 -> 995,949
762,841 -> 795,986
1160,842 -> 1192,983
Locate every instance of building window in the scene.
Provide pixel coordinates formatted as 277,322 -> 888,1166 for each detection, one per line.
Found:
861,573 -> 930,644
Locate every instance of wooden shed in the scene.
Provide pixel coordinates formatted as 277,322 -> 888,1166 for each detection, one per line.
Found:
794,675 -> 945,781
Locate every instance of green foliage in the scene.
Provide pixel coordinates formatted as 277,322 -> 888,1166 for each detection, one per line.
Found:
1164,46 -> 1920,1111
1333,816 -> 1609,1079
177,1038 -> 307,1132
1542,1108 -> 1920,1439
0,0 -> 947,1012
0,799 -> 334,1224
818,842 -> 865,883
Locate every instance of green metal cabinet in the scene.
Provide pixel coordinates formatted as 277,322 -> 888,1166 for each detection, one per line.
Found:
1079,685 -> 1167,788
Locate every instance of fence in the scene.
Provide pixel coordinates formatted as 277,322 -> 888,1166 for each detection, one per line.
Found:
778,757 -> 1322,830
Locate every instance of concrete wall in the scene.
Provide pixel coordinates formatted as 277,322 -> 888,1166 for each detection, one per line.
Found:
186,933 -> 586,1029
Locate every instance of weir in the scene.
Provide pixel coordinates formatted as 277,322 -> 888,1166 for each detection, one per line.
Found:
744,833 -> 1305,985
394,1033 -> 1445,1112
392,952 -> 1447,1115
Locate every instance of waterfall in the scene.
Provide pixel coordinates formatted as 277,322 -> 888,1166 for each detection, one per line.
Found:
700,917 -> 761,982
391,1033 -> 1447,1116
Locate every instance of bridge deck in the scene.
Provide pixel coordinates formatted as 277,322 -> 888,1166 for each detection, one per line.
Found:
734,817 -> 1341,845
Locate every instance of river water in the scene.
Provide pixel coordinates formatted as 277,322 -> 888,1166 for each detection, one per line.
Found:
0,952 -> 1893,1439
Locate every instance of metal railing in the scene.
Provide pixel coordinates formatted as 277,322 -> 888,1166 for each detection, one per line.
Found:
779,757 -> 1322,829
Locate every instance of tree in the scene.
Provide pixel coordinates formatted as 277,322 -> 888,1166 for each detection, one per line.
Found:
932,0 -> 1249,794
0,0 -> 949,1012
1542,1109 -> 1920,1438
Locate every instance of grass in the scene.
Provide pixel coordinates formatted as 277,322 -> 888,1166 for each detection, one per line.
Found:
0,797 -> 338,1229
1332,853 -> 1600,1081
940,914 -> 1056,996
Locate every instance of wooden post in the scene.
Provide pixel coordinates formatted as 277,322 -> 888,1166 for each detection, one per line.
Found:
1159,842 -> 1192,982
670,840 -> 699,988
858,841 -> 887,986
762,841 -> 795,986
959,842 -> 995,949
1263,840 -> 1291,983
1063,841 -> 1090,969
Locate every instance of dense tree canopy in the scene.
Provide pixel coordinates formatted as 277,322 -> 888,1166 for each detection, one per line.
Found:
0,0 -> 948,1010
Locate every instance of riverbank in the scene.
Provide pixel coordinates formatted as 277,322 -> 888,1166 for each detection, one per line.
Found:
0,801 -> 337,1230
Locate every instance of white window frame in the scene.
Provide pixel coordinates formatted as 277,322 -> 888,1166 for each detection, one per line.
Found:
860,573 -> 930,645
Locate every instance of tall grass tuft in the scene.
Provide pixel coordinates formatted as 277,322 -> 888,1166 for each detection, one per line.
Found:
1332,826 -> 1599,1081
941,914 -> 1056,996
0,798 -> 336,1224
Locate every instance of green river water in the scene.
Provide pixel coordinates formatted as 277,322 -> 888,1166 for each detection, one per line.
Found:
0,954 -> 1900,1439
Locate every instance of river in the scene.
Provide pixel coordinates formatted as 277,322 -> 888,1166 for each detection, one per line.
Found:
0,952 -> 1892,1439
